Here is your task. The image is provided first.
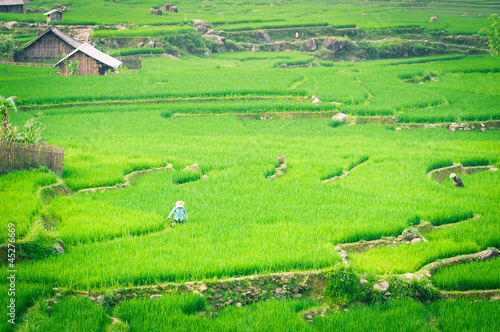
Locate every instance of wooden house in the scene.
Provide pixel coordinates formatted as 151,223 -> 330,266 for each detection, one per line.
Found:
55,43 -> 122,76
19,27 -> 82,62
43,9 -> 63,23
0,0 -> 30,13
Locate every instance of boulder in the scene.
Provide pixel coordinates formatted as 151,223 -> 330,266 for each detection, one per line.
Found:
331,113 -> 347,122
405,273 -> 416,280
147,40 -> 156,48
204,49 -> 212,57
5,21 -> 17,30
205,35 -> 225,46
312,96 -> 321,104
403,231 -> 417,241
193,19 -> 211,27
306,38 -> 316,51
53,245 -> 65,254
373,280 -> 389,292
138,42 -> 145,48
322,37 -> 346,52
162,3 -> 172,11
195,25 -> 208,35
255,30 -> 271,43
149,8 -> 162,15
171,6 -> 178,13
430,17 -> 438,22
411,238 -> 423,244
252,45 -> 260,52
184,164 -> 201,173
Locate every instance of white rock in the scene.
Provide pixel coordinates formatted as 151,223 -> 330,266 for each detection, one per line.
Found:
331,112 -> 347,122
312,96 -> 321,104
373,280 -> 389,292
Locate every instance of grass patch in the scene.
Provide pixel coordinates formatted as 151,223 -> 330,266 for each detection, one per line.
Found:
433,257 -> 500,291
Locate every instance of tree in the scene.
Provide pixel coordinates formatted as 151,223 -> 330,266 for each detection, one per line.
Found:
480,14 -> 500,55
0,96 -> 47,144
0,95 -> 21,138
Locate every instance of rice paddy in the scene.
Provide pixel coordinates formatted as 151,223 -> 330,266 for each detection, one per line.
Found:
1,0 -> 499,330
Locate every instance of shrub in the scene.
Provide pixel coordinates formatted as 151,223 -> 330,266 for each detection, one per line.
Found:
161,110 -> 173,118
324,264 -> 359,306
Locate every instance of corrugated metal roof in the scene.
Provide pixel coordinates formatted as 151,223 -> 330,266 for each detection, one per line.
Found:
23,27 -> 82,51
44,9 -> 61,15
0,0 -> 30,5
55,43 -> 123,69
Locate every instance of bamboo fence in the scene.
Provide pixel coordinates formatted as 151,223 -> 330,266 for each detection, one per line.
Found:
0,141 -> 64,177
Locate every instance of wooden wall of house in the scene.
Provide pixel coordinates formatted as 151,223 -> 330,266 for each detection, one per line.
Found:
58,52 -> 101,76
21,32 -> 76,61
0,5 -> 24,13
47,12 -> 63,22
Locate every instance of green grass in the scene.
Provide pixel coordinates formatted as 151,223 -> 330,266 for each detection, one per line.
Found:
108,48 -> 165,56
91,26 -> 194,38
433,257 -> 500,291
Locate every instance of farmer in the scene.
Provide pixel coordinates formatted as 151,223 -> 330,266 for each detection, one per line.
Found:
295,32 -> 299,41
449,173 -> 464,187
167,201 -> 188,226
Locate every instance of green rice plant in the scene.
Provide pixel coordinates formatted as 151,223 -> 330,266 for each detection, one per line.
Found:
432,257 -> 500,291
91,26 -> 194,38
171,169 -> 202,185
0,283 -> 53,332
348,155 -> 369,171
406,215 -> 421,227
313,299 -> 431,331
460,157 -> 489,167
108,48 -> 165,57
427,210 -> 474,227
328,120 -> 346,128
319,167 -> 343,181
0,169 -> 57,243
426,159 -> 453,173
430,299 -> 500,332
17,297 -> 107,332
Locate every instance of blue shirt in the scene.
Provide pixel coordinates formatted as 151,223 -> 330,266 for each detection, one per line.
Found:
168,207 -> 187,221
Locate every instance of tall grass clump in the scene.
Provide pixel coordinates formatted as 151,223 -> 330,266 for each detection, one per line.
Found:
324,264 -> 359,306
426,159 -> 453,173
16,220 -> 58,261
432,257 -> 500,291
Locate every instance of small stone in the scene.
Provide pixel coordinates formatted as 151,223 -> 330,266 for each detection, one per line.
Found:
199,284 -> 208,292
150,294 -> 162,299
292,294 -> 302,299
184,164 -> 201,173
359,278 -> 368,284
236,303 -> 242,307
405,273 -> 416,280
411,238 -> 422,244
201,174 -> 208,179
53,245 -> 65,254
312,96 -> 321,104
373,280 -> 389,292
